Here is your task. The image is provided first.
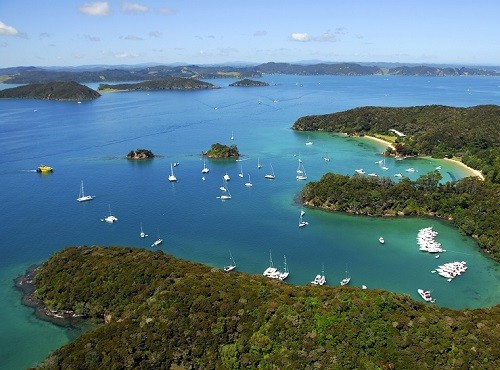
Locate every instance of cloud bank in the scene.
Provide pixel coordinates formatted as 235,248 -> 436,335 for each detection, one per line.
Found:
0,21 -> 19,36
78,2 -> 110,16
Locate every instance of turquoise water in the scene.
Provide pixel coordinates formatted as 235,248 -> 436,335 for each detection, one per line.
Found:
1,75 -> 499,369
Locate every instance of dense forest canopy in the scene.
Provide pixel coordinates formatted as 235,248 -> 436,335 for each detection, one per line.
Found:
98,77 -> 218,92
0,81 -> 100,101
203,143 -> 240,158
293,105 -> 500,183
31,246 -> 500,369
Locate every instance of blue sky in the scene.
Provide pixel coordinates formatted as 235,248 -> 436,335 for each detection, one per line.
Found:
0,0 -> 499,68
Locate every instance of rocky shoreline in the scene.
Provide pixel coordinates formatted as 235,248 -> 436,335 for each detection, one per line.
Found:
15,265 -> 86,327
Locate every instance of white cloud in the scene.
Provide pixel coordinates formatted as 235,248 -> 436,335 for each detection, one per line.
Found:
158,7 -> 176,16
78,2 -> 110,16
291,33 -> 310,42
114,52 -> 139,59
0,21 -> 19,36
122,2 -> 148,13
315,31 -> 336,42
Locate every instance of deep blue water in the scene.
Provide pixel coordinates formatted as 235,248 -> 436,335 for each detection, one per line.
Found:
0,75 -> 499,369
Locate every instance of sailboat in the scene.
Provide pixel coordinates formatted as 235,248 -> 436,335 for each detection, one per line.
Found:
231,131 -> 234,140
298,212 -> 309,227
264,164 -> 275,179
168,163 -> 177,182
238,165 -> 244,178
219,183 -> 231,200
263,250 -> 278,277
140,223 -> 148,238
201,160 -> 209,173
245,174 -> 253,187
305,136 -> 313,145
278,255 -> 289,280
101,205 -> 118,223
296,162 -> 307,180
340,265 -> 351,286
257,158 -> 262,169
380,158 -> 389,171
77,180 -> 95,202
311,265 -> 326,285
223,250 -> 236,272
151,230 -> 163,247
223,172 -> 230,181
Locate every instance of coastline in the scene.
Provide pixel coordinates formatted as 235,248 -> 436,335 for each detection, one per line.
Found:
360,135 -> 484,180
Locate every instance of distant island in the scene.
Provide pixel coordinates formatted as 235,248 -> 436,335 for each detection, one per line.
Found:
229,78 -> 269,87
0,81 -> 100,101
125,149 -> 155,160
203,143 -> 239,158
1,62 -> 498,84
23,246 -> 500,369
98,77 -> 219,92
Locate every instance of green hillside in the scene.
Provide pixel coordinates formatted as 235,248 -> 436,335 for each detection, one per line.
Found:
31,246 -> 499,369
0,81 -> 100,101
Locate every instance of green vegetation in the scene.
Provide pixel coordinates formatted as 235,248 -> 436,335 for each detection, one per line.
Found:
0,81 -> 100,101
97,77 -> 218,92
229,78 -> 269,87
302,172 -> 500,261
203,143 -> 240,158
125,149 -> 155,160
293,105 -> 500,183
31,246 -> 500,369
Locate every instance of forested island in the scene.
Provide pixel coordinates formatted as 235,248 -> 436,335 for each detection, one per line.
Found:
125,149 -> 155,160
203,143 -> 240,158
293,105 -> 500,183
98,77 -> 218,92
1,62 -> 498,84
26,246 -> 499,369
229,78 -> 269,87
0,81 -> 100,101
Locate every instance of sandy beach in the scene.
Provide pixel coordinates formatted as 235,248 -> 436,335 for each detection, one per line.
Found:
360,135 -> 484,180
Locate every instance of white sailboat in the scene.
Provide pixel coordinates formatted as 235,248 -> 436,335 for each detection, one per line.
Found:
102,205 -> 118,223
305,136 -> 313,145
223,172 -> 230,181
151,230 -> 163,247
298,212 -> 309,227
231,131 -> 234,140
380,158 -> 389,171
296,162 -> 307,180
245,174 -> 253,187
223,250 -> 236,272
140,223 -> 148,238
278,255 -> 289,280
201,160 -> 209,173
340,265 -> 351,286
257,158 -> 262,169
168,163 -> 177,182
311,265 -> 326,285
219,183 -> 231,200
264,164 -> 275,179
238,165 -> 244,178
263,250 -> 278,277
77,180 -> 95,202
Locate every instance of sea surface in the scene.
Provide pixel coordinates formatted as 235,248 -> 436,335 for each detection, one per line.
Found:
0,74 -> 499,369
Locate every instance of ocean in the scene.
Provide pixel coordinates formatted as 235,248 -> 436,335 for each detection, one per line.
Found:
0,74 -> 499,369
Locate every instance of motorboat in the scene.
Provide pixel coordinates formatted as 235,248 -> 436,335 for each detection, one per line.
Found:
418,289 -> 434,302
37,165 -> 53,173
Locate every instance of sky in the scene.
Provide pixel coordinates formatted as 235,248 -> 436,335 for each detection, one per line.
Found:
0,0 -> 499,68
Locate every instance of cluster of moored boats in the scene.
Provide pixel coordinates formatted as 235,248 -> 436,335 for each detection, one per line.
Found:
417,226 -> 446,254
263,252 -> 289,281
432,261 -> 468,282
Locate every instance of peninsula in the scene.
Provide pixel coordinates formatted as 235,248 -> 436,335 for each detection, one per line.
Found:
0,81 -> 100,101
26,246 -> 500,369
203,143 -> 240,158
97,77 -> 218,92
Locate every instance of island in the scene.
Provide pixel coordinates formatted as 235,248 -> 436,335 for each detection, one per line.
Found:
203,143 -> 240,158
0,81 -> 100,101
97,77 -> 219,92
229,78 -> 269,87
22,246 -> 500,369
125,148 -> 155,160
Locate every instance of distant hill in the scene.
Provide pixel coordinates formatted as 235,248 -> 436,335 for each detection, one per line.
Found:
98,77 -> 219,92
1,62 -> 498,84
0,81 -> 100,101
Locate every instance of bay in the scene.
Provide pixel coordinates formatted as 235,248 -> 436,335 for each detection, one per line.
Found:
0,75 -> 499,369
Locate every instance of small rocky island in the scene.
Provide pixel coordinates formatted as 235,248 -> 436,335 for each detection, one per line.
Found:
203,143 -> 239,158
126,148 -> 155,160
98,77 -> 219,92
0,81 -> 100,101
229,78 -> 269,87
